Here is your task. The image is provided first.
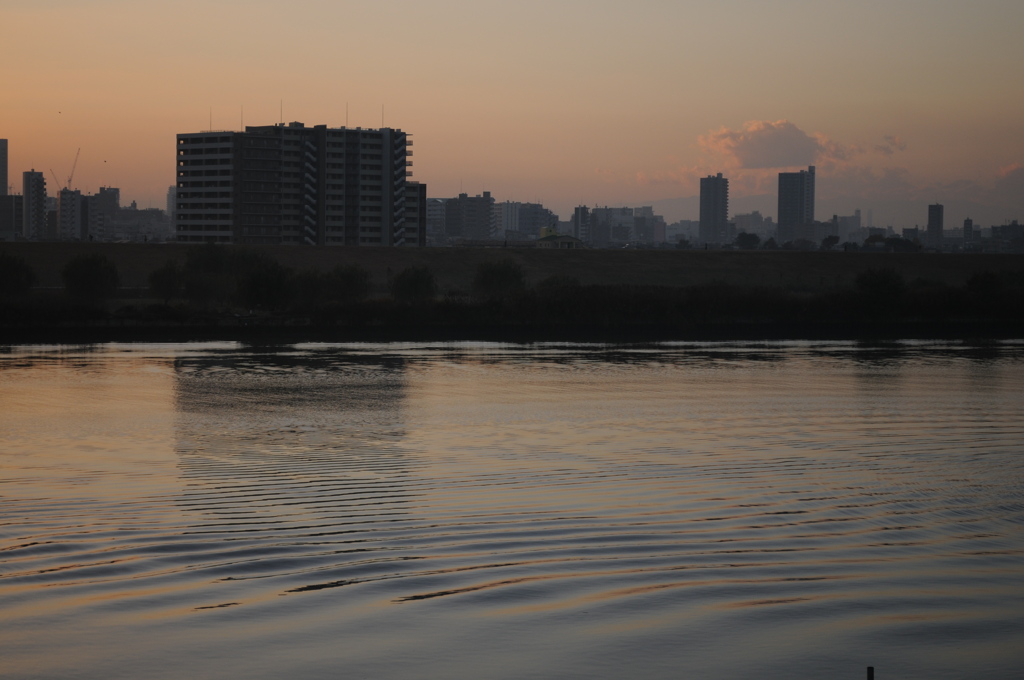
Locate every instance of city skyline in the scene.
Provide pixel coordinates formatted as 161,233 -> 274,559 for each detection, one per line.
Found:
3,0 -> 1023,227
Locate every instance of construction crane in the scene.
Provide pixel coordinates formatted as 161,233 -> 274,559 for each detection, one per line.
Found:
49,148 -> 81,191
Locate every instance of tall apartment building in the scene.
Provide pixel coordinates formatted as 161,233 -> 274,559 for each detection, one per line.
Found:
927,204 -> 944,248
175,122 -> 421,246
57,189 -> 85,241
699,173 -> 729,244
778,165 -> 816,244
22,170 -> 47,240
443,192 -> 494,240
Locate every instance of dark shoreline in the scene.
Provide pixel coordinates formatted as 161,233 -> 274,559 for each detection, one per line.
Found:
3,318 -> 1021,346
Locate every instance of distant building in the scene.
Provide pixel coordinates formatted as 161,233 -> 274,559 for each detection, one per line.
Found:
166,186 -> 177,222
493,200 -> 557,239
666,219 -> 699,244
589,207 -> 633,246
22,170 -> 47,241
175,122 -> 419,246
778,165 -> 815,244
733,211 -> 774,240
633,206 -> 666,244
571,206 -> 591,243
834,209 -> 861,243
699,173 -> 729,245
426,198 -> 447,244
0,139 -> 7,196
443,192 -> 494,240
963,218 -> 974,244
0,194 -> 22,241
401,181 -> 427,247
57,188 -> 85,241
927,204 -> 944,248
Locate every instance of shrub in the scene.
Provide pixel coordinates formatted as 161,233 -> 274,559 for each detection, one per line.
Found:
473,259 -> 525,300
234,253 -> 292,310
149,261 -> 183,303
328,264 -> 371,303
0,252 -> 36,298
855,267 -> 906,299
390,266 -> 436,303
62,254 -> 119,301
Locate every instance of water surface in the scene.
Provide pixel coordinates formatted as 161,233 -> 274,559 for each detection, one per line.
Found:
1,342 -> 1023,679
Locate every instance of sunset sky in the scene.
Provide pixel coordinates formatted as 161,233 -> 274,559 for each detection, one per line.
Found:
4,0 -> 1023,224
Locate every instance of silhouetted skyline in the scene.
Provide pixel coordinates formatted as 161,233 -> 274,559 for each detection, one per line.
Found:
4,1 -> 1022,228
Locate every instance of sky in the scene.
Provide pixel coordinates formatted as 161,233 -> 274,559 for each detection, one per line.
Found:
3,0 -> 1023,226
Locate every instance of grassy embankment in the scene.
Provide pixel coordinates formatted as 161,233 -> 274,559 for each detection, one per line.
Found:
1,242 -> 1023,342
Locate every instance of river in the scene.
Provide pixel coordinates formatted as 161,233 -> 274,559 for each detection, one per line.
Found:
1,341 -> 1022,679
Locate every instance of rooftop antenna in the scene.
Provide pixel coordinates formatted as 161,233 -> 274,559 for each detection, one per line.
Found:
240,105 -> 244,131
346,102 -> 349,127
280,100 -> 283,125
381,104 -> 385,128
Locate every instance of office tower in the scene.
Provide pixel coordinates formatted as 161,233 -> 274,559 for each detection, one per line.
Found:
0,139 -> 8,195
777,165 -> 815,243
22,170 -> 46,240
963,218 -> 974,243
175,122 -> 419,246
927,204 -> 944,248
699,173 -> 729,244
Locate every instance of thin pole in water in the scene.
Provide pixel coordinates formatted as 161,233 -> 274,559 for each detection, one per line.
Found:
867,667 -> 875,680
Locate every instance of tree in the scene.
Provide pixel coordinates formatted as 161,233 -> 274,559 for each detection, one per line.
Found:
735,232 -> 761,250
0,252 -> 36,298
328,264 -> 371,303
820,235 -> 840,250
62,254 -> 119,301
236,256 -> 292,310
473,259 -> 525,300
762,237 -> 779,250
149,261 -> 183,303
390,266 -> 436,303
884,237 -> 919,253
855,267 -> 906,300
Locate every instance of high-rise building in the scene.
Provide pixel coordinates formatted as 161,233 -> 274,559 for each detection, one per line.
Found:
963,218 -> 974,244
402,181 -> 427,247
927,204 -> 944,248
175,122 -> 420,246
0,139 -> 8,196
778,165 -> 815,243
22,170 -> 47,240
0,195 -> 22,241
493,201 -> 558,238
571,206 -> 591,243
57,188 -> 85,241
699,173 -> 729,245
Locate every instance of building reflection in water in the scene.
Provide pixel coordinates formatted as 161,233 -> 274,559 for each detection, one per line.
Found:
172,348 -> 414,526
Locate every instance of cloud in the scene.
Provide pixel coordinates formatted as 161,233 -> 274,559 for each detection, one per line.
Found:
991,164 -> 1024,208
875,135 -> 908,157
699,120 -> 823,169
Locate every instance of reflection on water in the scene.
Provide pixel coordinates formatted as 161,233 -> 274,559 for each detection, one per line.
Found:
1,341 -> 1023,680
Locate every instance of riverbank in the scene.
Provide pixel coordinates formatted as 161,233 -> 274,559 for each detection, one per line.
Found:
2,243 -> 1022,344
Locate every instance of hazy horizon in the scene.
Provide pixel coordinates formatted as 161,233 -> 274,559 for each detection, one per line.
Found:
4,0 -> 1023,227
